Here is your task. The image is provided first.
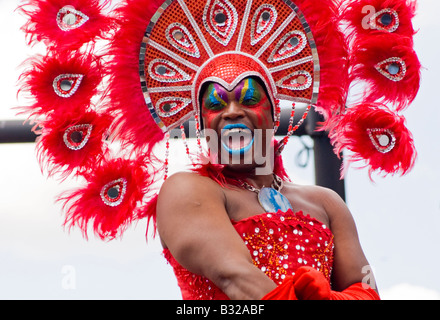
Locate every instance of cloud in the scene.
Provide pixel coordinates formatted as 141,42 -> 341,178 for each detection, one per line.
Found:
381,283 -> 440,300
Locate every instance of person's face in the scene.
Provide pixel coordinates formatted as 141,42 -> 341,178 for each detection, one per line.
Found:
201,77 -> 274,170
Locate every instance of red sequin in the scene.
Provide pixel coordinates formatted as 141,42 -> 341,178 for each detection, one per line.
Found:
164,210 -> 334,300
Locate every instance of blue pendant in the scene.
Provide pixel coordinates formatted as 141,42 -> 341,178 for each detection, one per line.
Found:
258,187 -> 293,213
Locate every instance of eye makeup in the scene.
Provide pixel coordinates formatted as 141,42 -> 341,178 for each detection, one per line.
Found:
236,78 -> 262,106
203,83 -> 228,110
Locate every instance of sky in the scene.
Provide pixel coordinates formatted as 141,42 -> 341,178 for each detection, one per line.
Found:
1,0 -> 440,300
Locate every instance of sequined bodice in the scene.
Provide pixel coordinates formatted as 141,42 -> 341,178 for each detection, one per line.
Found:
163,209 -> 334,300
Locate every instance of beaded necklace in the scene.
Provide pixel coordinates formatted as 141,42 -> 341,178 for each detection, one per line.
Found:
241,174 -> 293,213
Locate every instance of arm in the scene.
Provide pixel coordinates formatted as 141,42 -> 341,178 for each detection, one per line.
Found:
156,172 -> 277,300
322,187 -> 378,294
264,187 -> 380,300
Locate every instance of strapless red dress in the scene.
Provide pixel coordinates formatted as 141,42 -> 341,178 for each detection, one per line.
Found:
163,209 -> 334,300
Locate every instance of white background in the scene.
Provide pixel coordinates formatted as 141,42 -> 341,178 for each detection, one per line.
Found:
1,0 -> 439,299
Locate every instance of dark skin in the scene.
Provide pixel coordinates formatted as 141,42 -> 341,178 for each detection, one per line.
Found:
156,77 -> 378,300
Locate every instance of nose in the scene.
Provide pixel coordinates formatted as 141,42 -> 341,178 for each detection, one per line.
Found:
222,101 -> 245,121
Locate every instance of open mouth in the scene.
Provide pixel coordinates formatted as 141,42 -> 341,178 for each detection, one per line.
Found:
221,124 -> 254,155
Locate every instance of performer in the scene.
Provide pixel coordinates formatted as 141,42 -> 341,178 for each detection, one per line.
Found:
17,0 -> 420,300
158,75 -> 379,299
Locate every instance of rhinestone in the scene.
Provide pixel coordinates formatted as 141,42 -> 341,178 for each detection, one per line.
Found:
289,37 -> 299,47
296,75 -> 307,85
70,131 -> 83,144
163,103 -> 171,112
60,79 -> 73,91
380,13 -> 393,26
378,134 -> 391,147
63,13 -> 77,26
269,229 -> 274,234
388,63 -> 400,75
255,228 -> 260,233
261,11 -> 271,21
107,187 -> 120,200
173,31 -> 184,40
215,12 -> 227,24
283,264 -> 288,269
157,65 -> 167,75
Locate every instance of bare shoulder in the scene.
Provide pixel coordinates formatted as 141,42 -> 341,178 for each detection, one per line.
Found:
157,171 -> 225,216
286,182 -> 351,228
156,171 -> 227,247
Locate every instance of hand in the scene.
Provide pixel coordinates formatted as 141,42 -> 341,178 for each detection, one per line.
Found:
291,266 -> 331,300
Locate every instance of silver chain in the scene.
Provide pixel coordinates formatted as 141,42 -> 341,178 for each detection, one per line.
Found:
241,174 -> 284,194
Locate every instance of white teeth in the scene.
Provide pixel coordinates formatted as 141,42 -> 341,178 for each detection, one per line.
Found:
221,127 -> 253,150
222,128 -> 248,137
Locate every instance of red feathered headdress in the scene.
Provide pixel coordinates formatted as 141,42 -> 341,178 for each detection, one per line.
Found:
17,0 -> 421,240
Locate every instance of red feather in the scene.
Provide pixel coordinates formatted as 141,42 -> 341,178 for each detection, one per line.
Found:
59,157 -> 156,240
105,0 -> 165,155
36,110 -> 113,178
349,34 -> 421,111
330,103 -> 417,179
296,0 -> 350,120
342,0 -> 417,40
17,52 -> 102,119
18,0 -> 114,51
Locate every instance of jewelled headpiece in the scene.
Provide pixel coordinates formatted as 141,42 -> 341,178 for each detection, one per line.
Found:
17,0 -> 421,239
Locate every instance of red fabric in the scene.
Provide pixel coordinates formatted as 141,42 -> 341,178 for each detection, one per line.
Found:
164,210 -> 334,300
263,266 -> 380,300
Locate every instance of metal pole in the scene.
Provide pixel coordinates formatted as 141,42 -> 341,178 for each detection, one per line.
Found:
0,120 -> 37,143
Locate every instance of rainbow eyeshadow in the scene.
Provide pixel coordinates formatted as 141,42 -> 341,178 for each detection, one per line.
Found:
204,83 -> 228,110
236,78 -> 262,106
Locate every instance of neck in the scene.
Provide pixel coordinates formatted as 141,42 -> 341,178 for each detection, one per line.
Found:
223,166 -> 275,189
244,173 -> 275,190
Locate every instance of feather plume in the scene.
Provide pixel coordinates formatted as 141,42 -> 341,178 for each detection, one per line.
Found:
349,34 -> 421,111
17,52 -> 102,119
105,0 -> 165,155
330,103 -> 417,179
18,0 -> 114,51
59,156 -> 156,240
297,0 -> 350,121
341,0 -> 417,40
36,110 -> 113,179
